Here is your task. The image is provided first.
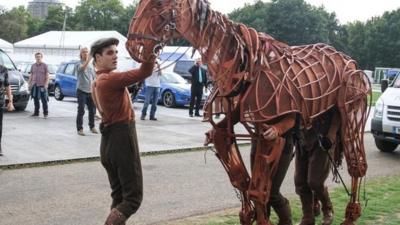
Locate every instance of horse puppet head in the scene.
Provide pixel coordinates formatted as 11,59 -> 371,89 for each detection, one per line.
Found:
126,0 -> 188,63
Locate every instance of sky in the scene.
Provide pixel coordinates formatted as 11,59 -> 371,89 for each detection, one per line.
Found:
2,0 -> 400,24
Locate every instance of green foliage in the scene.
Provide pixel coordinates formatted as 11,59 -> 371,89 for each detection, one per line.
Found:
229,0 -> 339,45
0,6 -> 31,43
38,5 -> 73,33
229,0 -> 400,70
74,0 -> 124,31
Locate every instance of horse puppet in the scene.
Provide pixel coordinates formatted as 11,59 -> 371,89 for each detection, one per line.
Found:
125,0 -> 371,224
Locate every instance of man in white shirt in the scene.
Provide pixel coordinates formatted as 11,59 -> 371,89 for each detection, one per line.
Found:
140,63 -> 161,121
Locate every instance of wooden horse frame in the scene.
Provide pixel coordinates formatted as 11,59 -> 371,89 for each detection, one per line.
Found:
126,0 -> 371,224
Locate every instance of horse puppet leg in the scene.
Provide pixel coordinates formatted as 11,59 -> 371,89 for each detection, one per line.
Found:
209,127 -> 254,224
338,70 -> 371,225
248,134 -> 286,225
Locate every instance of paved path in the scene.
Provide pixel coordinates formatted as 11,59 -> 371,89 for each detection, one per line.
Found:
0,134 -> 398,225
0,98 -> 249,166
0,97 -> 374,167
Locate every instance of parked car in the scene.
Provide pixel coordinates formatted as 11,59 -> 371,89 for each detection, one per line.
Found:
54,58 -> 139,101
0,49 -> 30,111
371,73 -> 400,152
54,60 -> 79,100
135,72 -> 209,108
16,61 -> 57,95
157,51 -> 196,81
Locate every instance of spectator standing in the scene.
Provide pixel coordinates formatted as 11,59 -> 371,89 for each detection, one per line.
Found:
140,62 -> 161,121
188,58 -> 207,117
28,52 -> 49,118
75,47 -> 98,136
0,65 -> 15,156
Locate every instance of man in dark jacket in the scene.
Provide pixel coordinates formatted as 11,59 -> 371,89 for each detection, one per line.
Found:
188,58 -> 207,117
0,65 -> 15,156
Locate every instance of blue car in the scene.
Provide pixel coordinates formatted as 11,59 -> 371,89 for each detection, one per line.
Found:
54,59 -> 139,101
54,60 -> 79,100
136,72 -> 209,108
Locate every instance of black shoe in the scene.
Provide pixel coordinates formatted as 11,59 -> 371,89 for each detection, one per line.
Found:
195,114 -> 202,117
189,114 -> 193,117
149,117 -> 157,121
44,114 -> 48,118
31,113 -> 39,117
140,115 -> 145,120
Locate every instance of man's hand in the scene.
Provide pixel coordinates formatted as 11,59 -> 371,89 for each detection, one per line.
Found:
7,102 -> 15,112
263,126 -> 279,141
204,129 -> 216,146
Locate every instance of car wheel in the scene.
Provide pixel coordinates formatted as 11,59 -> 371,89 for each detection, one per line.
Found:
15,104 -> 27,111
375,138 -> 398,152
54,85 -> 64,101
162,91 -> 176,108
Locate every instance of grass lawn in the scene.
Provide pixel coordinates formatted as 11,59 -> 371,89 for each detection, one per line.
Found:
369,91 -> 381,106
169,174 -> 400,225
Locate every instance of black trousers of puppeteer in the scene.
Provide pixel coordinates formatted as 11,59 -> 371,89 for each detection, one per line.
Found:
100,121 -> 143,218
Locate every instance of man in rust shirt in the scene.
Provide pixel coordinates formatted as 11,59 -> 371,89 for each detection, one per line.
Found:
90,38 -> 155,225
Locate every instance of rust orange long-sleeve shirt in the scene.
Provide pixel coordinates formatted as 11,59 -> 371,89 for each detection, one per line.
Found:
92,62 -> 155,125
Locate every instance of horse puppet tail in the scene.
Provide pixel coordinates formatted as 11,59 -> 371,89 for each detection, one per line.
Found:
337,67 -> 372,225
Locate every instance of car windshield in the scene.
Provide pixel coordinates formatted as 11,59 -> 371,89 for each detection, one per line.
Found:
161,72 -> 188,84
0,51 -> 17,70
174,60 -> 194,74
48,64 -> 58,74
159,52 -> 190,61
393,74 -> 400,88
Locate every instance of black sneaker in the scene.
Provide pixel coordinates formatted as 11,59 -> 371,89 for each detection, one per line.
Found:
31,113 -> 39,117
44,114 -> 48,118
149,117 -> 157,121
195,114 -> 202,117
189,114 -> 193,117
140,115 -> 145,120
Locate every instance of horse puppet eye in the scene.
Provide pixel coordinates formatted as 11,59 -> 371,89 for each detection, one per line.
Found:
152,0 -> 163,7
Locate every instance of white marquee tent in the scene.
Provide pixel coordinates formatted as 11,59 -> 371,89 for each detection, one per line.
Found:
0,38 -> 13,53
12,31 -> 131,64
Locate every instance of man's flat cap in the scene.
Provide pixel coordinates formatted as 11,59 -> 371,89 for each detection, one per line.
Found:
90,37 -> 119,57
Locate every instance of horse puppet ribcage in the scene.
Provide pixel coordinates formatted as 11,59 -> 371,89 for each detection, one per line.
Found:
126,0 -> 371,224
240,43 -> 370,179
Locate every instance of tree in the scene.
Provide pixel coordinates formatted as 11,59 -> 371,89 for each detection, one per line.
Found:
74,0 -> 124,31
364,10 -> 400,68
0,6 -> 31,43
38,5 -> 74,33
115,4 -> 137,36
228,0 -> 341,46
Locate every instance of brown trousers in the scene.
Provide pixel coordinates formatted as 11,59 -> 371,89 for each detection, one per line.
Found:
250,132 -> 294,210
294,119 -> 332,217
100,121 -> 143,218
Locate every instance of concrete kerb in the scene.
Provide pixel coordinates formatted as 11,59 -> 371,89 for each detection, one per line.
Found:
0,143 -> 251,170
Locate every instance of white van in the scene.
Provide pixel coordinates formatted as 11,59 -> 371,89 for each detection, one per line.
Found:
371,74 -> 400,152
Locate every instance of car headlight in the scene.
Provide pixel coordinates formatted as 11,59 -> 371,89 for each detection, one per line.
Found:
19,82 -> 29,92
374,98 -> 384,118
